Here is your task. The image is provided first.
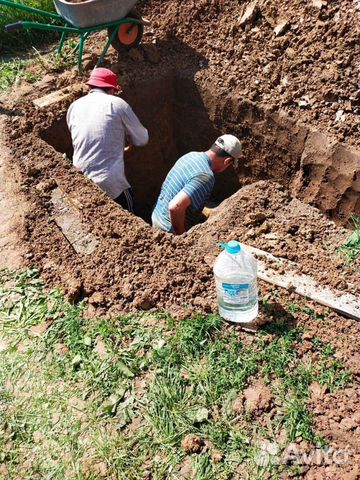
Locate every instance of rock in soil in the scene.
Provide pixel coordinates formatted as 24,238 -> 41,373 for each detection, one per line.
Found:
243,381 -> 273,414
181,434 -> 204,453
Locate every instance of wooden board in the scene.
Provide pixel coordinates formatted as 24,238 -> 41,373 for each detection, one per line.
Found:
243,244 -> 360,321
33,85 -> 82,108
51,188 -> 98,255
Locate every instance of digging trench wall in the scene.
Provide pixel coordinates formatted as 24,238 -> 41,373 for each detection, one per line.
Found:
41,75 -> 359,225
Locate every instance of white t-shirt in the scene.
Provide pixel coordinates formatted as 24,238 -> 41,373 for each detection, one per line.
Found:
67,89 -> 149,199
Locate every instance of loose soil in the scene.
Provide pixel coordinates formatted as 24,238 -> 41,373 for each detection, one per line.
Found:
0,113 -> 26,270
181,434 -> 204,454
1,0 -> 359,477
140,0 -> 359,147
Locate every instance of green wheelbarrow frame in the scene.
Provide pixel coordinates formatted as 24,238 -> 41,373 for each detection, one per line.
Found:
0,0 -> 149,71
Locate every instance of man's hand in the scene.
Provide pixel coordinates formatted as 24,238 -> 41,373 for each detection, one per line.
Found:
168,191 -> 192,235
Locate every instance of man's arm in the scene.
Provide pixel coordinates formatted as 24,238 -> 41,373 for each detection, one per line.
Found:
122,104 -> 149,147
168,191 -> 192,235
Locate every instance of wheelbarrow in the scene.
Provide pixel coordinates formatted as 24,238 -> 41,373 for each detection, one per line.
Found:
0,0 -> 150,71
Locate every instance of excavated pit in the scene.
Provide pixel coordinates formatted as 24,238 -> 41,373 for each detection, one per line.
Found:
40,75 -> 360,226
40,76 -> 240,224
5,72 -> 359,317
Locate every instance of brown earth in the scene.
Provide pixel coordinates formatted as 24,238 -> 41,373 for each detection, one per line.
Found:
243,381 -> 273,415
0,112 -> 26,270
140,0 -> 359,147
181,434 -> 204,454
1,0 -> 359,477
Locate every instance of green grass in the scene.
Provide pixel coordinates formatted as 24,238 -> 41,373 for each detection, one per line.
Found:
338,215 -> 360,264
0,57 -> 38,91
0,0 -> 57,53
0,1 -> 78,92
0,270 -> 353,479
0,43 -> 78,93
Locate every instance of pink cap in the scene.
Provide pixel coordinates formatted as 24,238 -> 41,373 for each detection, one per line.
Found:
86,68 -> 119,90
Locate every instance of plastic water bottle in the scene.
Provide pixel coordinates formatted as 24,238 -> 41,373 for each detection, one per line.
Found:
213,240 -> 258,323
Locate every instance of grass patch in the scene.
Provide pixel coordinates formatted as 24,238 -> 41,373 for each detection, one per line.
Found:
0,43 -> 79,93
0,0 -> 58,53
338,215 -> 360,264
0,270 -> 353,479
0,57 -> 39,91
0,0 -> 79,93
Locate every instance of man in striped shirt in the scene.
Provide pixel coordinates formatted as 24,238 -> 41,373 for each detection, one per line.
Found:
152,134 -> 242,235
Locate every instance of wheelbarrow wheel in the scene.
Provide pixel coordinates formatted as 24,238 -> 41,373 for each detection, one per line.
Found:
108,12 -> 144,53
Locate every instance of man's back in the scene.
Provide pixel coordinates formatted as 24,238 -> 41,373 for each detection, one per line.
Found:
67,89 -> 148,199
152,151 -> 215,232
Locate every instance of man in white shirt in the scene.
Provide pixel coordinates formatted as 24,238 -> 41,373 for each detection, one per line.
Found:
67,68 -> 149,212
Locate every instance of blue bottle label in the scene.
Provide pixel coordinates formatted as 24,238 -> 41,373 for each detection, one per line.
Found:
222,283 -> 249,304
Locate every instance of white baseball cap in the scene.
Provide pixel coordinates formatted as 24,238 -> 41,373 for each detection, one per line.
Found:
215,134 -> 242,159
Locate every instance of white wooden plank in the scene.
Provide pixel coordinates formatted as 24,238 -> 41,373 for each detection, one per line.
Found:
243,244 -> 360,320
33,85 -> 82,108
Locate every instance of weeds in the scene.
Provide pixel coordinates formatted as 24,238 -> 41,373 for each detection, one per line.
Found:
0,57 -> 39,91
282,398 -> 314,441
0,43 -> 78,93
0,0 -> 57,53
146,369 -> 195,446
338,215 -> 360,263
311,337 -> 353,391
31,41 -> 78,71
0,270 -> 354,479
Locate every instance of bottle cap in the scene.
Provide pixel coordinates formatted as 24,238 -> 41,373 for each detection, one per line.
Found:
219,240 -> 241,254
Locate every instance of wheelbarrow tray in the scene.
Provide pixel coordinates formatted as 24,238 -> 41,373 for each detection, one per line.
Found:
53,0 -> 139,28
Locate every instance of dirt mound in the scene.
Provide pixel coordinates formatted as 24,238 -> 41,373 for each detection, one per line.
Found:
0,114 -> 26,270
233,380 -> 273,415
140,0 -> 359,146
181,434 -> 204,454
5,128 -> 359,319
192,181 -> 359,296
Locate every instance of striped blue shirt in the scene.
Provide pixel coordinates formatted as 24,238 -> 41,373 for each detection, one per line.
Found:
152,152 -> 214,232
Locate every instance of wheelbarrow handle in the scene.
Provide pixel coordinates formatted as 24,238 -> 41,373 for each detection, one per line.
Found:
5,22 -> 23,31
